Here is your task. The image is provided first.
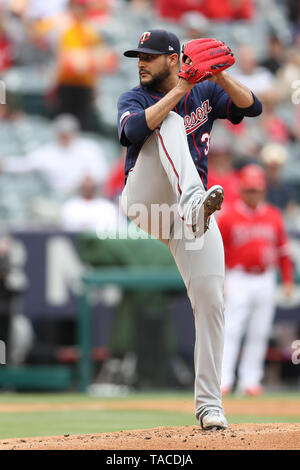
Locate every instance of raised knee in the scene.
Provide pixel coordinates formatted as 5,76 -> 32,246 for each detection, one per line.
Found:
161,111 -> 185,128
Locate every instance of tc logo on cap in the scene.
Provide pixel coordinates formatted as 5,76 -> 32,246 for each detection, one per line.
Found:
140,32 -> 151,44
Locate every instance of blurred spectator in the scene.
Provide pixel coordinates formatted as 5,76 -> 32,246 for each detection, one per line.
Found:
219,95 -> 291,162
54,0 -> 118,130
260,143 -> 295,211
0,18 -> 13,72
258,96 -> 290,144
232,44 -> 276,100
259,33 -> 285,75
126,0 -> 153,14
22,0 -> 69,20
112,0 -> 154,43
209,119 -> 261,165
1,114 -> 109,199
102,149 -> 126,201
155,0 -> 255,22
85,0 -> 112,23
60,174 -> 123,231
181,11 -> 210,41
275,46 -> 300,102
0,2 -> 55,66
218,164 -> 294,396
18,0 -> 111,23
207,142 -> 240,210
201,0 -> 255,21
154,0 -> 204,22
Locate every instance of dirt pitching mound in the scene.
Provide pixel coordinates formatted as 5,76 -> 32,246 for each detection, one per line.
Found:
0,423 -> 299,450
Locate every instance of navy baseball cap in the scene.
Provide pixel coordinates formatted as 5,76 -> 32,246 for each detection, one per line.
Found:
124,29 -> 181,57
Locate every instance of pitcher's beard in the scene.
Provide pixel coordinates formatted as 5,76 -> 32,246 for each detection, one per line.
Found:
139,67 -> 171,90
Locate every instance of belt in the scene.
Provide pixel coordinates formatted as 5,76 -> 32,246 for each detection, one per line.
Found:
243,266 -> 267,275
231,265 -> 268,275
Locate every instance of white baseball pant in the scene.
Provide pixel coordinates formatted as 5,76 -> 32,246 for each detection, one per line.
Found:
121,112 -> 225,420
221,268 -> 277,390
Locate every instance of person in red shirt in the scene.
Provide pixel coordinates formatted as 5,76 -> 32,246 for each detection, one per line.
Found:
155,0 -> 254,22
0,19 -> 13,72
207,143 -> 240,211
155,0 -> 204,22
102,151 -> 126,201
202,0 -> 254,21
218,164 -> 294,396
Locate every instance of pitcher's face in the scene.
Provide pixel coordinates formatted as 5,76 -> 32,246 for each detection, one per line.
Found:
138,53 -> 171,88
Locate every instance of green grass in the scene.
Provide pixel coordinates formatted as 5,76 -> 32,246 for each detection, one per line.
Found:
0,391 -> 299,440
0,410 -> 298,440
0,410 -> 195,440
0,409 -> 298,440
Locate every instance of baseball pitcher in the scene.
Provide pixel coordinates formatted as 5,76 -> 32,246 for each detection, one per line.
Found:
117,29 -> 262,430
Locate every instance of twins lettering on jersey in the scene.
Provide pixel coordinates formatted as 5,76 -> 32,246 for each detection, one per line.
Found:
119,99 -> 212,137
184,100 -> 212,135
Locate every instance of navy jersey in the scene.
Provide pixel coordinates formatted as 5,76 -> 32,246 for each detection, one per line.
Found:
117,81 -> 262,189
